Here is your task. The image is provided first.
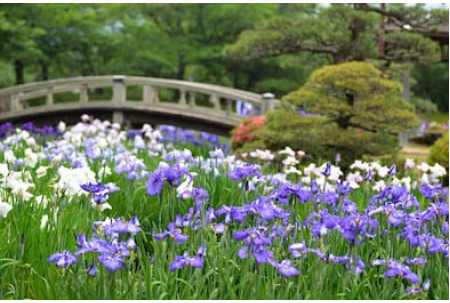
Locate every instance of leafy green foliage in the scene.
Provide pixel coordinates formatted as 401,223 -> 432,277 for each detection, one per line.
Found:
412,62 -> 449,112
235,61 -> 419,167
430,131 -> 449,184
384,31 -> 441,63
247,109 -> 398,168
411,97 -> 439,117
224,5 -> 378,63
284,61 -> 419,132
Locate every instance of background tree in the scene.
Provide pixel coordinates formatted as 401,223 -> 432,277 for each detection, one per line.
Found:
0,3 -> 446,114
0,4 -> 44,84
236,62 -> 419,167
225,3 -> 446,104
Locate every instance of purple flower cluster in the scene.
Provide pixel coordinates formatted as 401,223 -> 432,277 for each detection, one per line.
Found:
81,182 -> 119,204
114,152 -> 147,180
47,251 -> 78,268
159,125 -> 230,153
21,122 -> 61,137
0,122 -> 14,138
228,163 -> 262,181
146,163 -> 191,196
371,259 -> 419,283
170,244 -> 206,272
154,222 -> 189,243
47,217 -> 141,274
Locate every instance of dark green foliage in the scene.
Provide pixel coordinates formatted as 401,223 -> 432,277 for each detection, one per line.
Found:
249,109 -> 398,168
411,97 -> 439,117
283,61 -> 419,132
0,3 -> 314,98
430,131 -> 449,184
384,31 -> 441,63
412,63 -> 449,112
236,61 -> 418,168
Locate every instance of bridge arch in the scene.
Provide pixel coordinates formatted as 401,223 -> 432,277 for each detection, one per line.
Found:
0,76 -> 279,136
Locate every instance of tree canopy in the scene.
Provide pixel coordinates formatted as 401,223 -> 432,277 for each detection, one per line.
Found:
0,3 -> 447,110
283,61 -> 419,132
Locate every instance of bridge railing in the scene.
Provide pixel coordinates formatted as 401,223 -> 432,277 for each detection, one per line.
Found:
0,76 -> 279,123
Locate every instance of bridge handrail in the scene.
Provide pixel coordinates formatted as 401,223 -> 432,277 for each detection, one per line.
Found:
0,75 -> 278,113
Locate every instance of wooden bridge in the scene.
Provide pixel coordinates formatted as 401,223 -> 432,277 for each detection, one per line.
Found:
0,75 -> 279,136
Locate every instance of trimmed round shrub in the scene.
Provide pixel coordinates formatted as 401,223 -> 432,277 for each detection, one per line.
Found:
429,131 -> 449,184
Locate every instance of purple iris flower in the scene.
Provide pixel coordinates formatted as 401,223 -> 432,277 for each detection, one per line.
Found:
342,198 -> 358,214
363,169 -> 372,181
373,259 -> 419,284
305,209 -> 338,238
421,202 -> 449,222
81,182 -> 119,205
87,264 -> 97,277
328,254 -> 350,264
288,242 -> 307,258
197,244 -> 206,257
102,217 -> 141,237
419,183 -> 447,200
248,200 -> 290,223
47,251 -> 78,268
238,245 -> 275,265
209,223 -> 226,235
228,163 -> 262,182
337,182 -> 353,196
306,248 -> 326,260
321,192 -> 339,207
170,254 -> 203,272
405,258 -> 427,266
81,183 -> 108,193
335,153 -> 341,163
338,214 -> 377,245
154,222 -> 188,243
215,205 -> 248,224
276,260 -> 301,277
209,149 -> 225,159
233,228 -> 272,247
347,258 -> 366,274
146,172 -> 164,196
322,162 -> 331,177
98,253 -> 125,271
178,187 -> 209,212
371,185 -> 413,207
387,164 -> 397,176
76,235 -> 112,255
146,163 -> 192,196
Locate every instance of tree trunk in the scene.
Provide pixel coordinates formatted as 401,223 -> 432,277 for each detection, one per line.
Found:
40,60 -> 49,81
14,59 -> 25,85
177,54 -> 186,80
402,72 -> 410,101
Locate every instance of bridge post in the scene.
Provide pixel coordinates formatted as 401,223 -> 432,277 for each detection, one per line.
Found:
112,75 -> 126,125
178,89 -> 187,106
261,92 -> 276,114
398,131 -> 409,147
113,75 -> 126,105
46,87 -> 54,106
11,93 -> 23,111
226,99 -> 232,116
209,94 -> 220,110
188,92 -> 196,108
79,84 -> 88,104
143,86 -> 159,104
